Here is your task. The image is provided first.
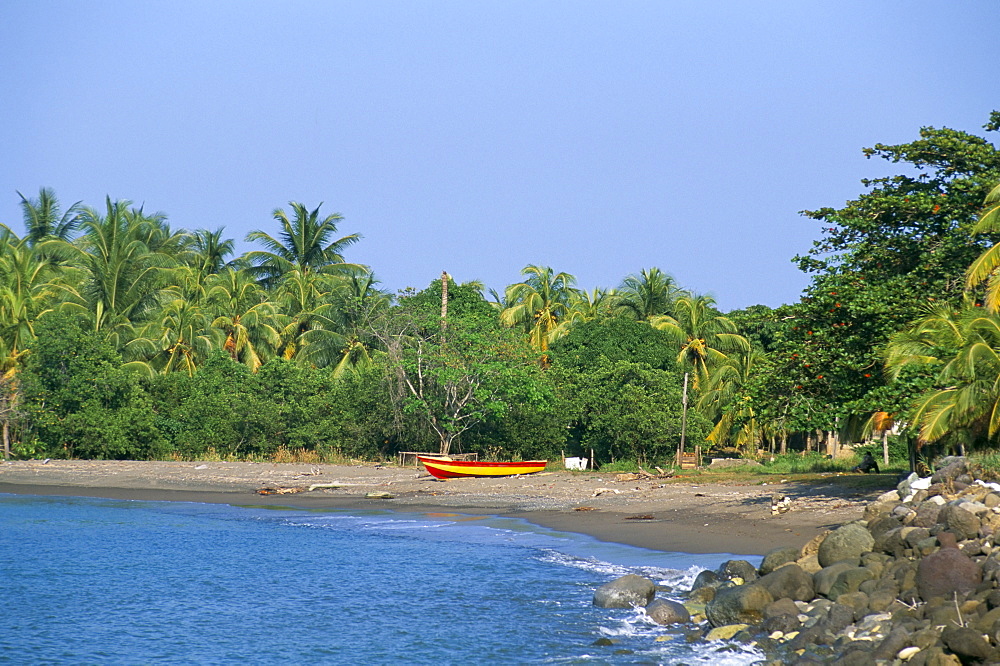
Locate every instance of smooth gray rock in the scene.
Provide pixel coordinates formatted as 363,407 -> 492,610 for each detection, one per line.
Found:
814,561 -> 857,598
756,563 -> 814,602
644,598 -> 690,625
941,626 -> 994,662
593,574 -> 655,608
826,567 -> 875,601
718,559 -> 759,583
690,569 -> 721,591
818,523 -> 874,567
938,503 -> 981,541
705,584 -> 773,627
758,546 -> 801,576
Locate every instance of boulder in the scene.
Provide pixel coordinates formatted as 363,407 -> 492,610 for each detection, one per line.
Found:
866,515 -> 901,542
826,567 -> 875,601
704,623 -> 750,640
762,613 -> 800,633
814,561 -> 857,598
705,584 -> 773,627
818,523 -> 874,567
941,626 -> 994,663
756,563 -> 814,601
931,457 -> 968,484
938,503 -> 981,541
874,526 -> 907,556
916,533 -> 982,602
763,596 -> 799,619
690,569 -> 721,591
644,598 -> 690,625
593,574 -> 655,608
799,530 -> 828,558
759,545 -> 801,575
718,559 -> 759,583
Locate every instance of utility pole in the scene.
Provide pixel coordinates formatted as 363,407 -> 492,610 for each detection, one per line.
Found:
677,372 -> 688,467
440,271 -> 449,342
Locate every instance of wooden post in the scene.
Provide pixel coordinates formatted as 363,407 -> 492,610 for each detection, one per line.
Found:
882,431 -> 889,467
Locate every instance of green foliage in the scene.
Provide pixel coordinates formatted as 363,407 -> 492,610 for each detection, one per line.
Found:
761,115 -> 1000,434
553,358 -> 709,465
548,316 -> 677,371
757,452 -> 855,474
20,313 -> 168,459
853,436 -> 909,466
597,459 -> 641,473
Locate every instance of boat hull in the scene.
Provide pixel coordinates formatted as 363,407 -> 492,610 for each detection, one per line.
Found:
417,456 -> 547,479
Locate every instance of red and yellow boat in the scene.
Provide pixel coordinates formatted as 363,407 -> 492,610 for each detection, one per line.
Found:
417,456 -> 547,480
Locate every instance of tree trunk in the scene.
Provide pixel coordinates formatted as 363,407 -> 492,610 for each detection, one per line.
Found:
780,431 -> 787,455
2,419 -> 9,461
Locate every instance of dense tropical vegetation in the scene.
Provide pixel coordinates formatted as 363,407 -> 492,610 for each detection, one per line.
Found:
2,112 -> 1000,468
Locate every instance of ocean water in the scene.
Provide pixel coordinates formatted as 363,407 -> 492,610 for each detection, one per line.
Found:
0,494 -> 764,665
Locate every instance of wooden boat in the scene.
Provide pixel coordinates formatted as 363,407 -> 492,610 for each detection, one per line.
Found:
417,456 -> 547,479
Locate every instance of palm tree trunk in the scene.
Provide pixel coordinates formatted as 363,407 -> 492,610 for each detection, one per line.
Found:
440,271 -> 449,342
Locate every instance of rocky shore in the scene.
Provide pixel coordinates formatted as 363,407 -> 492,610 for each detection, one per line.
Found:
595,457 -> 1000,665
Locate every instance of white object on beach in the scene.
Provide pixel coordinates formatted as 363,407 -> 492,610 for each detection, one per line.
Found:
564,457 -> 588,470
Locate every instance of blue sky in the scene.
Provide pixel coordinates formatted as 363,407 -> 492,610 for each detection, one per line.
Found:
1,1 -> 996,311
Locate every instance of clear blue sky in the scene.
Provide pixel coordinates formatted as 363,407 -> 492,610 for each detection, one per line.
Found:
1,2 -> 996,311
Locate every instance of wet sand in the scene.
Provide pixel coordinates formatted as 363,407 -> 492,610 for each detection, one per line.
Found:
0,459 -> 886,555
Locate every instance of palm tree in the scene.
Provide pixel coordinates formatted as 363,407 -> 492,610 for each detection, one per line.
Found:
126,292 -> 221,376
42,198 -> 179,347
966,181 -> 1000,310
616,267 -> 683,321
500,265 -> 578,353
0,232 -> 57,374
884,303 -> 999,447
244,202 -> 363,289
548,288 -> 617,341
191,227 -> 236,282
17,187 -> 82,246
206,269 -> 281,372
652,294 -> 749,388
698,350 -> 765,453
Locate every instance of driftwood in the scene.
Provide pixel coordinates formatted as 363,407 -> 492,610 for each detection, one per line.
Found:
256,486 -> 306,495
614,466 -> 674,483
256,482 -> 360,495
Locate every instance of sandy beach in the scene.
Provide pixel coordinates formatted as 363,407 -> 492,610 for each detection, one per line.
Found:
0,459 -> 888,555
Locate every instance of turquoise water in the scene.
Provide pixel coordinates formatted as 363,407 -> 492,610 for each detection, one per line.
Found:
0,495 -> 763,665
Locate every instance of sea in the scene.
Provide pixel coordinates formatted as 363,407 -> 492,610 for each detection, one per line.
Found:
0,494 -> 765,665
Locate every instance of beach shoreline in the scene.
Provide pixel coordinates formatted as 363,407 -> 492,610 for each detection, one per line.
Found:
0,459 -> 886,555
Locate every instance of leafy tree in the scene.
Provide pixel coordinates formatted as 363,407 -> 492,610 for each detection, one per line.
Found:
149,352 -> 279,458
775,115 -> 1000,437
373,279 -> 547,455
19,314 -> 166,459
553,357 -> 709,465
548,315 -> 678,372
